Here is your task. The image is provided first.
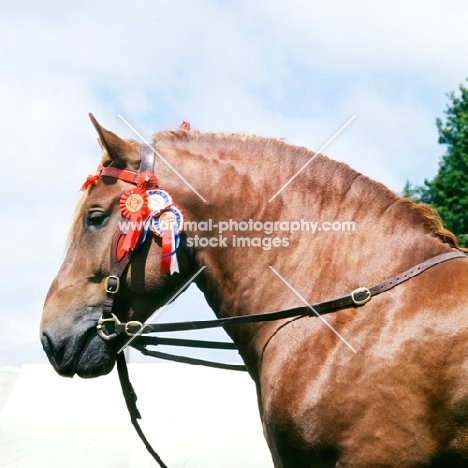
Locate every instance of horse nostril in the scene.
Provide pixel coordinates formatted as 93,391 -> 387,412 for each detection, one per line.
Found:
41,331 -> 53,354
41,330 -> 66,370
41,331 -> 62,366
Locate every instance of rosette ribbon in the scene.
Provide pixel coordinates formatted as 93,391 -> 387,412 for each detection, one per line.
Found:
134,188 -> 175,253
116,187 -> 183,273
160,228 -> 180,274
150,205 -> 184,275
118,188 -> 150,260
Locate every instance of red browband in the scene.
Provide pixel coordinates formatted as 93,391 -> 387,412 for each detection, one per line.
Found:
101,166 -> 138,184
80,166 -> 158,191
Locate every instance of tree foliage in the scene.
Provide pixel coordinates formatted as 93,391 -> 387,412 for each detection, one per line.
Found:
403,83 -> 468,247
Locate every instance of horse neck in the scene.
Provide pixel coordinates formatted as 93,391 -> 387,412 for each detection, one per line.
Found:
152,135 -> 456,349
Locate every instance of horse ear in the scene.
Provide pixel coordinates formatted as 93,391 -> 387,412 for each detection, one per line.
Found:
88,113 -> 140,170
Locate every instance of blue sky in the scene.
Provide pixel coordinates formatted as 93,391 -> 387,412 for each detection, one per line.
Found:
1,0 -> 468,367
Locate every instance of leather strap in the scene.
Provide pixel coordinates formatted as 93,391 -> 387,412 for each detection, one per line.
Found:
101,229 -> 132,322
101,145 -> 156,321
116,352 -> 168,468
139,145 -> 155,172
101,145 -> 154,182
132,345 -> 247,372
117,250 -> 467,336
178,233 -> 196,271
101,167 -> 138,183
129,336 -> 246,371
134,336 -> 238,350
106,144 -> 185,468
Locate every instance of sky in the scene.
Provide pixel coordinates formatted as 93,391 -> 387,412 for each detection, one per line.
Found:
1,0 -> 468,369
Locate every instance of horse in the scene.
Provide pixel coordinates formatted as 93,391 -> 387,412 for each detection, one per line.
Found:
40,115 -> 468,467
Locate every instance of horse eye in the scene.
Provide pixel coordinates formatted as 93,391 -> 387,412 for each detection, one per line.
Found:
87,211 -> 108,228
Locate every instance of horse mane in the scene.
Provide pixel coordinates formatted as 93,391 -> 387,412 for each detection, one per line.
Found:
154,129 -> 467,252
396,198 -> 468,252
67,130 -> 466,252
153,128 -> 288,164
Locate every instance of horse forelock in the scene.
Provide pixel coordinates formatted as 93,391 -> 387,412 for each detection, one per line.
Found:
67,192 -> 88,246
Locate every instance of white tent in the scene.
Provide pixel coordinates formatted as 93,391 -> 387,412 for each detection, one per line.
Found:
0,364 -> 273,468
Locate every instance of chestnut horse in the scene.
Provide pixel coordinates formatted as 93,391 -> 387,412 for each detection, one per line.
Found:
41,116 -> 468,467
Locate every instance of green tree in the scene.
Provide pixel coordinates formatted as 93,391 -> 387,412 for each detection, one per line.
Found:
403,83 -> 468,247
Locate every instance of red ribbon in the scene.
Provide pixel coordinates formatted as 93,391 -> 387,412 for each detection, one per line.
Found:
119,188 -> 150,255
80,174 -> 101,191
79,166 -> 103,191
116,234 -> 128,262
160,230 -> 172,273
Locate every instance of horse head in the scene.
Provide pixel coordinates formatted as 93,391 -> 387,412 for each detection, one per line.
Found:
40,116 -> 193,378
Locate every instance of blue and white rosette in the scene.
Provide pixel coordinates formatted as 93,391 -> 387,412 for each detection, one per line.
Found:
134,189 -> 173,249
146,189 -> 173,214
150,206 -> 184,237
151,206 -> 185,275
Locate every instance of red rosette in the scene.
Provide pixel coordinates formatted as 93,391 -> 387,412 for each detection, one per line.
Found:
136,172 -> 158,190
119,188 -> 150,254
120,188 -> 149,219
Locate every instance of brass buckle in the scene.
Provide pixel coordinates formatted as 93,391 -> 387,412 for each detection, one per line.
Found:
351,287 -> 371,306
105,275 -> 120,294
125,321 -> 144,337
96,313 -> 121,341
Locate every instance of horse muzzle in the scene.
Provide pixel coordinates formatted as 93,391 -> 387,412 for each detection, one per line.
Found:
40,319 -> 117,378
